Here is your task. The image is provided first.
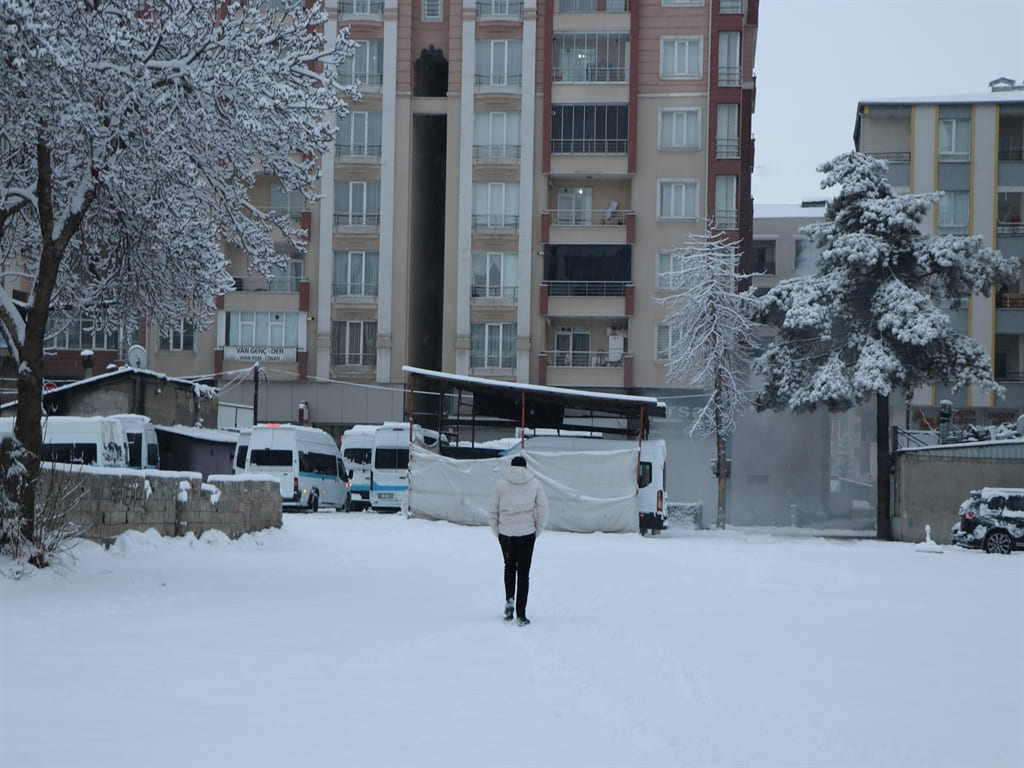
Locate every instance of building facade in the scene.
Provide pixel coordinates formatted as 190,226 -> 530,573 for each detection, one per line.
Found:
76,0 -> 761,427
855,79 -> 1024,419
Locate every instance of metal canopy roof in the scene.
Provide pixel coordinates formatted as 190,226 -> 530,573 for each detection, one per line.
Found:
403,366 -> 666,436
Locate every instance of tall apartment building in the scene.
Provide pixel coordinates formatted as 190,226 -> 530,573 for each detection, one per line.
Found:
855,79 -> 1024,419
77,0 -> 751,427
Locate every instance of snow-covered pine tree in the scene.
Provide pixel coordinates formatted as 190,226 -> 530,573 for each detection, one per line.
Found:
656,221 -> 760,529
753,151 -> 1020,540
0,0 -> 357,564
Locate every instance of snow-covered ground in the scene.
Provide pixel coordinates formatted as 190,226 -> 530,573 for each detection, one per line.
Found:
2,513 -> 1022,768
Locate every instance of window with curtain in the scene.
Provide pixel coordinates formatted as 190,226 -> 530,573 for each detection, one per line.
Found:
473,111 -> 521,159
938,118 -> 970,160
555,187 -> 593,225
340,39 -> 384,87
226,311 -> 300,348
333,251 -> 380,296
656,250 -> 683,290
660,109 -> 700,149
336,111 -> 382,157
937,190 -> 970,233
660,36 -> 702,79
160,319 -> 194,352
334,180 -> 381,226
655,324 -> 681,361
714,175 -> 737,230
331,320 -> 377,366
269,254 -> 304,292
658,180 -> 698,220
470,323 -> 516,368
472,181 -> 519,228
716,103 -> 739,158
475,40 -> 522,86
717,31 -> 740,86
472,252 -> 518,299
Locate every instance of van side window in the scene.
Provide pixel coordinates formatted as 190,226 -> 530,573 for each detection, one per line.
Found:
344,448 -> 371,465
337,459 -> 348,480
987,496 -> 1006,511
638,461 -> 652,488
147,443 -> 160,467
300,451 -> 340,475
126,434 -> 142,468
41,443 -> 98,465
249,449 -> 292,467
235,446 -> 248,469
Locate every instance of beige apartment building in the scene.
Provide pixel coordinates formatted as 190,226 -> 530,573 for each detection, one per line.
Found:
52,0 -> 756,428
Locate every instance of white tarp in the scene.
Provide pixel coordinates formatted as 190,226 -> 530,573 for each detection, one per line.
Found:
408,444 -> 640,533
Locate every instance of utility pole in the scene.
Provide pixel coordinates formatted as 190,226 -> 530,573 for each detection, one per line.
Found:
253,362 -> 260,425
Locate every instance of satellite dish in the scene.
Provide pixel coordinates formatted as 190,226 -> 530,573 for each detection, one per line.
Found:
127,344 -> 148,369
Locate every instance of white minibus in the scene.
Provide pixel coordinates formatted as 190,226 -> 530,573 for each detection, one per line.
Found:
0,415 -> 129,468
242,424 -> 350,512
340,425 -> 376,511
109,414 -> 160,470
369,422 -> 423,512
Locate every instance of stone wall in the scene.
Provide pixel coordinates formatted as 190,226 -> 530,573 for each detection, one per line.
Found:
38,466 -> 282,543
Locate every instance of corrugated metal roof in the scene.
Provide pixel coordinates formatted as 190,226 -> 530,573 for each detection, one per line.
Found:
898,439 -> 1024,461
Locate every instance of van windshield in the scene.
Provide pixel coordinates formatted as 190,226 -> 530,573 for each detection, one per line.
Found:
249,449 -> 292,467
375,448 -> 409,470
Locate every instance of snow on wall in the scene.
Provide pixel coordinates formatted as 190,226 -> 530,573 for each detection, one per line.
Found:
408,444 -> 640,533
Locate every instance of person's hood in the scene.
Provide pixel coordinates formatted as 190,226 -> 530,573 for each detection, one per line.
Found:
503,466 -> 533,485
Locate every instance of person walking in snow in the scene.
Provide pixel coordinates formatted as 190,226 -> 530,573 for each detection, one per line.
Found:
488,455 -> 549,626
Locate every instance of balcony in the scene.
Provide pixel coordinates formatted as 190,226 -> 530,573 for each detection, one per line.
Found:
551,138 -> 627,155
540,351 -> 629,388
542,281 -> 632,319
473,144 -> 521,164
552,65 -> 629,84
472,214 -> 519,234
476,1 -> 523,18
332,283 -> 379,303
334,213 -> 380,234
339,0 -> 384,14
545,208 -> 633,227
996,294 -> 1024,334
232,275 -> 301,293
714,208 -> 738,230
335,143 -> 381,161
716,137 -> 740,159
471,285 -> 518,303
474,73 -> 523,92
330,352 -> 376,368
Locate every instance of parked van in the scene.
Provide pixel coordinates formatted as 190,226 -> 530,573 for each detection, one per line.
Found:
241,424 -> 349,512
0,415 -> 129,468
370,422 -> 424,512
109,414 -> 160,470
232,428 -> 252,474
340,424 -> 377,511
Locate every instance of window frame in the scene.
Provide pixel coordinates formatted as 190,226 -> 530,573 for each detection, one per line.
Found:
472,252 -> 518,299
331,319 -> 377,366
422,0 -> 442,20
657,179 -> 699,221
660,36 -> 702,80
470,322 -> 517,369
656,250 -> 683,291
655,323 -> 682,362
659,108 -> 700,150
938,117 -> 971,161
333,250 -> 380,297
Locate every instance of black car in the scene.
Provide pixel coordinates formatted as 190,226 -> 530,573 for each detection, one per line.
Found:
951,488 -> 1024,554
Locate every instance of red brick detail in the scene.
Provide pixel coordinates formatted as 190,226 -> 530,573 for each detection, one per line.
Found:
215,293 -> 225,309
626,212 -> 635,243
297,350 -> 308,381
624,355 -> 633,388
540,211 -> 550,243
300,210 -> 312,233
539,283 -> 548,316
299,280 -> 310,312
214,349 -> 224,376
625,284 -> 634,316
538,353 -> 547,386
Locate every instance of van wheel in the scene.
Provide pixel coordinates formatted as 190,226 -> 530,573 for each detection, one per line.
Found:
983,529 -> 1014,554
308,491 -> 320,514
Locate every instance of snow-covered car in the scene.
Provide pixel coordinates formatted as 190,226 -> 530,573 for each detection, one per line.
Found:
951,488 -> 1024,554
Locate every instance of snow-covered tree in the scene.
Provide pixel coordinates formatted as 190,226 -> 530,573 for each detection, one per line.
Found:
753,152 -> 1020,540
0,0 -> 356,563
657,222 -> 760,529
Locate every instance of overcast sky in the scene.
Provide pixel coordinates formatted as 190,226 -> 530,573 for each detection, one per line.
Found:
751,0 -> 1024,204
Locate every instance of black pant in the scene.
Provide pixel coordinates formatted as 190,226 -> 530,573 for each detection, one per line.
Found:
499,533 -> 536,619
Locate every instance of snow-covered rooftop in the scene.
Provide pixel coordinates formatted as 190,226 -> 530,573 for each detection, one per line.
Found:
860,89 -> 1024,107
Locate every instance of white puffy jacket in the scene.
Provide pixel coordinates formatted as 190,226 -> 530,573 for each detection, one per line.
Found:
488,466 -> 549,538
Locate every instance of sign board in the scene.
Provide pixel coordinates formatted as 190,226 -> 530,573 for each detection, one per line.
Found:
223,346 -> 297,363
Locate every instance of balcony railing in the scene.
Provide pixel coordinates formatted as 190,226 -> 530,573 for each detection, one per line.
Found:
714,209 -> 738,230
232,275 -> 301,292
544,349 -> 623,368
720,0 -> 743,12
333,283 -> 379,298
716,137 -> 740,159
471,285 -> 519,300
473,144 -> 521,161
340,72 -> 384,88
998,149 -> 1024,161
545,208 -> 633,226
997,292 -> 1024,308
339,1 -> 384,14
331,352 -> 375,366
472,214 -> 519,231
469,355 -> 515,369
557,0 -> 630,10
867,151 -> 911,163
717,66 -> 741,87
937,223 -> 969,235
334,213 -> 381,227
336,143 -> 382,158
476,1 -> 523,17
552,66 -> 629,83
997,222 -> 1024,235
545,280 -> 628,297
474,73 -> 523,87
551,138 -> 628,154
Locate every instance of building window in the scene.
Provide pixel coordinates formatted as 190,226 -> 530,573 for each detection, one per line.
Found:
662,0 -> 703,6
554,187 -> 594,225
793,237 -> 821,273
551,104 -> 629,154
46,316 -> 127,351
716,103 -> 739,158
937,190 -> 970,234
656,250 -> 684,291
226,311 -> 300,348
340,1 -> 385,14
334,180 -> 381,227
720,0 -> 742,12
658,180 -> 698,220
475,40 -> 523,87
331,320 -> 377,366
660,36 -> 702,79
422,0 -> 442,19
336,111 -> 382,158
938,118 -> 970,161
752,240 -> 776,275
660,108 -> 700,149
474,111 -> 521,160
160,320 -> 194,352
998,113 -> 1024,161
269,183 -> 305,215
655,323 -> 681,362
717,30 -> 740,86
472,181 -> 520,229
553,33 -> 629,83
471,323 -> 516,369
714,175 -> 737,230
553,327 -> 591,367
333,251 -> 380,297
997,191 -> 1024,231
472,252 -> 518,299
340,39 -> 384,87
478,1 -> 523,17
269,254 -> 304,293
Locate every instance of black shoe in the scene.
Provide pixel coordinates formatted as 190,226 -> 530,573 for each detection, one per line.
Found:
517,616 -> 530,627
504,600 -> 514,621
